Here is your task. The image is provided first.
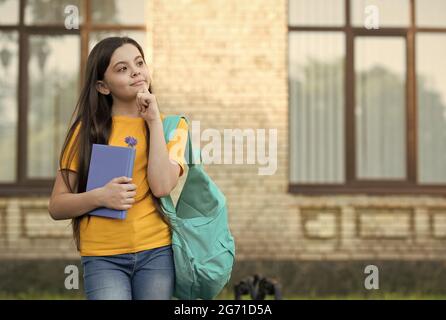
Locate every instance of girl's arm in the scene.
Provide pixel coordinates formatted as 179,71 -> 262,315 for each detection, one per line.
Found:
48,170 -> 102,220
146,118 -> 181,197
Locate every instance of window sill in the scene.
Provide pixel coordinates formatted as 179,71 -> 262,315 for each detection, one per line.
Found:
288,183 -> 446,196
0,182 -> 53,197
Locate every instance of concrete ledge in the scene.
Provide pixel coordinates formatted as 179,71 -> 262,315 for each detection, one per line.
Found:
1,259 -> 446,297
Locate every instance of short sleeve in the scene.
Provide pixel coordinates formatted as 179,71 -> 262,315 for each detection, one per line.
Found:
59,122 -> 81,173
166,118 -> 188,177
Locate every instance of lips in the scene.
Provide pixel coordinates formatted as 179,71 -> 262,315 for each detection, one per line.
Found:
131,80 -> 146,86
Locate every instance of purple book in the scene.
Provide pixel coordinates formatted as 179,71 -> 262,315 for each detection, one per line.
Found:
86,144 -> 136,219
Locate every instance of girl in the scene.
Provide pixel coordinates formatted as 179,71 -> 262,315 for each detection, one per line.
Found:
48,37 -> 188,300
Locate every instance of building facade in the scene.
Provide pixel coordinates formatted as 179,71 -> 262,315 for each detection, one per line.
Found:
1,0 -> 446,295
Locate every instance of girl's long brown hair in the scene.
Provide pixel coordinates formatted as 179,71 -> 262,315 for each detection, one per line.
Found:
59,36 -> 170,252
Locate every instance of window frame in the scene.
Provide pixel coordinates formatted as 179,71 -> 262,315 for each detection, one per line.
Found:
288,0 -> 446,195
0,0 -> 146,196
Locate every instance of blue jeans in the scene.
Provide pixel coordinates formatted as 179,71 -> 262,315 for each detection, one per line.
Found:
80,244 -> 175,300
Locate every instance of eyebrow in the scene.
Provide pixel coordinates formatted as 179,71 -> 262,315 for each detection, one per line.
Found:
113,55 -> 143,68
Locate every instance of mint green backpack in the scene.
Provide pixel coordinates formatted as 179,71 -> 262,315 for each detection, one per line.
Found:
158,115 -> 236,300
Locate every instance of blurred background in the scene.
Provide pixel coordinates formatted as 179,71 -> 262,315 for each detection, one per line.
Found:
1,0 -> 446,299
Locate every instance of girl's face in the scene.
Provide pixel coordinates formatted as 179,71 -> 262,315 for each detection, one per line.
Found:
96,43 -> 151,101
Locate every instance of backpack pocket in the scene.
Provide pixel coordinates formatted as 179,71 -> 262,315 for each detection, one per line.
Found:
193,233 -> 236,299
171,231 -> 195,300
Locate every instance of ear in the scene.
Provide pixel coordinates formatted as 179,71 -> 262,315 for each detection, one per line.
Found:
96,80 -> 110,95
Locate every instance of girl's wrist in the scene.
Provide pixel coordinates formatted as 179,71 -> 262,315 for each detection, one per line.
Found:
146,117 -> 162,128
91,187 -> 105,207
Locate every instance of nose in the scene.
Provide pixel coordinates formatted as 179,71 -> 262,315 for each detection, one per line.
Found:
131,69 -> 140,77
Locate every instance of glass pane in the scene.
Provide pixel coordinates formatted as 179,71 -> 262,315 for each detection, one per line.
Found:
289,0 -> 345,26
91,0 -> 146,25
28,35 -> 80,179
416,0 -> 446,28
351,0 -> 410,27
0,0 -> 19,25
0,32 -> 18,182
417,34 -> 446,184
355,37 -> 406,179
289,32 -> 345,183
89,31 -> 147,54
25,0 -> 82,25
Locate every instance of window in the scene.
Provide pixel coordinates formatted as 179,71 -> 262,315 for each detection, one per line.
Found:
27,35 -> 80,179
289,32 -> 345,183
90,0 -> 146,25
355,37 -> 406,180
415,0 -> 446,28
288,0 -> 345,26
24,0 -> 83,25
351,0 -> 410,27
289,0 -> 446,194
0,0 -> 147,195
0,32 -> 19,182
0,0 -> 19,25
416,34 -> 446,184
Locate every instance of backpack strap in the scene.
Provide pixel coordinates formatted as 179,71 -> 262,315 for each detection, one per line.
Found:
158,114 -> 188,220
159,114 -> 203,217
162,114 -> 182,143
162,114 -> 200,166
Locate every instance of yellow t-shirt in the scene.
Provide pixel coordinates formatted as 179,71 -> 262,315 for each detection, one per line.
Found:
59,113 -> 188,256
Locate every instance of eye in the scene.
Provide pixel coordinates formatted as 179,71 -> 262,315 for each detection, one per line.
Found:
137,60 -> 144,66
118,66 -> 127,72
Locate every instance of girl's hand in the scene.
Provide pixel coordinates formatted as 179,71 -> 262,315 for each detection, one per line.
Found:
136,84 -> 161,125
97,176 -> 137,211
